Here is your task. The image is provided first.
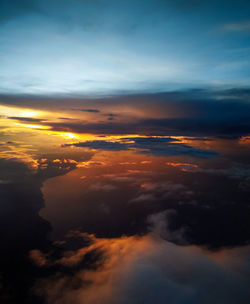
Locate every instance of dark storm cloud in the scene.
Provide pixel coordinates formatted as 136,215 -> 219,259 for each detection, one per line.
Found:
63,137 -> 217,158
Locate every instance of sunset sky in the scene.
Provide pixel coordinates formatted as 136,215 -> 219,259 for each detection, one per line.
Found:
1,1 -> 250,304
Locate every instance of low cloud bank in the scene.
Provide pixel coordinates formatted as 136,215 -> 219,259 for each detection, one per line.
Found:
32,231 -> 250,304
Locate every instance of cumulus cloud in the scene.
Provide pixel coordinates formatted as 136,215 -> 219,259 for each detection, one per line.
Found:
147,210 -> 188,244
32,232 -> 250,304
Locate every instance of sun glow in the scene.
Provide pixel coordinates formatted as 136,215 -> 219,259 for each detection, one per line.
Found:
21,124 -> 51,130
0,105 -> 46,118
58,132 -> 78,139
20,110 -> 38,117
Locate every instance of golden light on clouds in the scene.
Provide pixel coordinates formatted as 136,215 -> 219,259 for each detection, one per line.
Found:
18,123 -> 51,130
238,136 -> 250,145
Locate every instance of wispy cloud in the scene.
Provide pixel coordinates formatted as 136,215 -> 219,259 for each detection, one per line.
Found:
221,20 -> 250,32
79,109 -> 100,113
8,116 -> 47,123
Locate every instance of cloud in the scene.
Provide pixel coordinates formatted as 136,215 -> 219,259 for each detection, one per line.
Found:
63,137 -> 217,158
63,140 -> 129,151
166,161 -> 199,171
129,181 -> 193,205
30,249 -> 48,267
167,199 -> 250,248
1,88 -> 250,137
2,155 -> 250,302
166,161 -> 250,179
90,183 -> 118,192
32,232 -> 250,304
8,116 -> 47,123
53,165 -> 250,248
129,137 -> 217,158
221,20 -> 250,32
77,160 -> 107,168
100,170 -> 152,184
19,89 -> 250,137
130,193 -> 158,203
103,113 -> 119,121
148,210 -> 188,244
79,109 -> 100,113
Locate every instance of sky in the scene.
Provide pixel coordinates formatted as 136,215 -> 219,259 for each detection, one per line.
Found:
1,1 -> 250,304
1,0 -> 250,95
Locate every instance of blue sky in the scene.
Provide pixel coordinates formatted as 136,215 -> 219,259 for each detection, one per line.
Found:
1,0 -> 250,95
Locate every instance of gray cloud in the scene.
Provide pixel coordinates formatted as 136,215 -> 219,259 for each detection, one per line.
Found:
63,137 -> 217,158
8,116 -> 47,123
63,140 -> 129,151
79,109 -> 100,113
148,210 -> 188,244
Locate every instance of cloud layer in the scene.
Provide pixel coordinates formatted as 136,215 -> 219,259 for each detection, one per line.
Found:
32,232 -> 250,304
2,88 -> 250,137
63,137 -> 217,158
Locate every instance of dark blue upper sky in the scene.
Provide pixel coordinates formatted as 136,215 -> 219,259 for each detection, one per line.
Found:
1,0 -> 250,95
